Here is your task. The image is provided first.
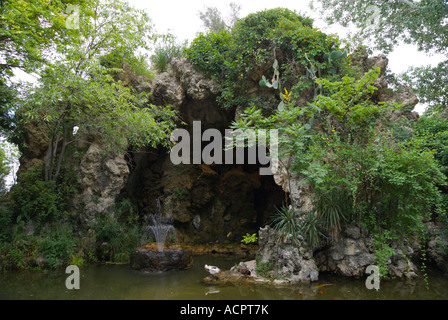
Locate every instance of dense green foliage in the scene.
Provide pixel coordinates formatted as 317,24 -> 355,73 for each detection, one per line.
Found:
312,0 -> 448,121
0,165 -> 80,269
233,65 -> 446,275
0,164 -> 149,269
9,165 -> 77,224
0,0 -> 95,78
413,115 -> 448,227
1,2 -> 447,279
16,0 -> 178,183
0,0 -> 177,270
185,8 -> 344,112
92,197 -> 149,263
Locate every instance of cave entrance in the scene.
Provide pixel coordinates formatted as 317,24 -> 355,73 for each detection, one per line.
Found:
124,145 -> 287,244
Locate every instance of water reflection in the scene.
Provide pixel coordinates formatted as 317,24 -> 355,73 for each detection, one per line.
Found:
0,255 -> 447,300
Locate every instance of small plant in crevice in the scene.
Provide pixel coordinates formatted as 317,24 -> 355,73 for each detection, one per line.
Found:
314,189 -> 350,240
241,233 -> 258,244
174,187 -> 188,200
255,256 -> 274,278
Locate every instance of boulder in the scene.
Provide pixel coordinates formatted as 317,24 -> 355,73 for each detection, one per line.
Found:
130,244 -> 193,272
425,222 -> 448,273
74,142 -> 130,227
315,224 -> 376,278
315,224 -> 419,279
256,225 -> 319,283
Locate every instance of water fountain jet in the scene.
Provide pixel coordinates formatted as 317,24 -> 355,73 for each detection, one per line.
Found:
145,198 -> 176,252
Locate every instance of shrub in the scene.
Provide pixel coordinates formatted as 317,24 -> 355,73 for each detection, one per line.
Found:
150,33 -> 187,73
185,8 -> 341,112
93,197 -> 145,263
38,223 -> 77,269
8,165 -> 78,224
184,30 -> 232,78
270,205 -> 302,244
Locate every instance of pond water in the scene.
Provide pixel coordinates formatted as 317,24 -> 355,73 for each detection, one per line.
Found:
0,254 -> 447,300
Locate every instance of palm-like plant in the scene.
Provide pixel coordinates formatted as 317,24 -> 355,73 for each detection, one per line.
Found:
270,205 -> 301,244
315,189 -> 350,239
271,205 -> 325,249
299,210 -> 325,249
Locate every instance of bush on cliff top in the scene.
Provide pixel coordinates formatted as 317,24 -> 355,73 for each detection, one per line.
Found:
184,8 -> 344,112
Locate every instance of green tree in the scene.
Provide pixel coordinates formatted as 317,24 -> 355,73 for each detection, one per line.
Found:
312,0 -> 447,54
0,0 -> 94,78
402,62 -> 448,114
198,6 -> 227,33
17,0 -> 177,182
198,2 -> 242,33
0,0 -> 95,140
311,0 -> 448,113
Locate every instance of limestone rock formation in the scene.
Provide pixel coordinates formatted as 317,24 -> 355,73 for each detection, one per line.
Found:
75,142 -> 130,226
13,47 -> 432,280
425,222 -> 448,274
16,124 -> 49,175
149,59 -> 222,111
150,59 -> 231,132
256,225 -> 319,283
315,224 -> 418,279
315,225 -> 375,278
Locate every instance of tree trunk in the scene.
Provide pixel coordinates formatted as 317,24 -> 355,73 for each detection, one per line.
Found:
53,125 -> 69,183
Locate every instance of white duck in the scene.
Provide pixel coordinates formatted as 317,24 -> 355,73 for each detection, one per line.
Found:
204,264 -> 221,275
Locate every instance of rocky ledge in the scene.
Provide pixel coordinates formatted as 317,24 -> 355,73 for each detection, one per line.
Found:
203,260 -> 313,286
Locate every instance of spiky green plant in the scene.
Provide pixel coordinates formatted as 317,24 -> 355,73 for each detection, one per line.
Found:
315,189 -> 349,237
271,205 -> 325,249
270,205 -> 301,244
299,210 -> 326,249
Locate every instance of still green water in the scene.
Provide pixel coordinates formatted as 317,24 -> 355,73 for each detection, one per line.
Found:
0,254 -> 447,300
